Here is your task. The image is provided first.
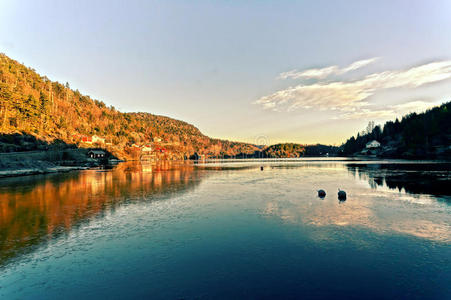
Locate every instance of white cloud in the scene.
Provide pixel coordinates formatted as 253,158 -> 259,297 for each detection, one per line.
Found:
339,57 -> 379,74
278,57 -> 378,80
393,100 -> 439,112
278,66 -> 338,80
338,101 -> 441,120
257,60 -> 451,116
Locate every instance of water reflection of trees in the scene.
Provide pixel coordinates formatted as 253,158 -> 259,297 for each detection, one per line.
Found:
0,162 -> 205,267
347,163 -> 451,197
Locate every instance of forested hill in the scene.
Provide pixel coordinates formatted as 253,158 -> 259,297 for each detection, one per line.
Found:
0,53 -> 258,159
341,102 -> 451,159
262,143 -> 339,158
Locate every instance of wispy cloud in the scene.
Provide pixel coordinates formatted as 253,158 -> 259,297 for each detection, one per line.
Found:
338,100 -> 441,120
257,60 -> 451,116
339,58 -> 379,74
278,57 -> 378,80
278,66 -> 338,80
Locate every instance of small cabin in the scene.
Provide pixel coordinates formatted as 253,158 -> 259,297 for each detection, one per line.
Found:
88,150 -> 106,159
365,140 -> 381,149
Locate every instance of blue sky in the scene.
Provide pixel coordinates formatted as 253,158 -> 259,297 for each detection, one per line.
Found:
1,0 -> 451,144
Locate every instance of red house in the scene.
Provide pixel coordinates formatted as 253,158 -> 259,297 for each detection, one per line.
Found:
82,136 -> 93,144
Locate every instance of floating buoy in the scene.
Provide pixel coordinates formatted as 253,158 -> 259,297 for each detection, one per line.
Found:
318,189 -> 326,198
338,189 -> 347,200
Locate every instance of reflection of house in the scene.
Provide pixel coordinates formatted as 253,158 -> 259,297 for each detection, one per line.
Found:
366,140 -> 381,149
88,150 -> 106,159
142,165 -> 153,172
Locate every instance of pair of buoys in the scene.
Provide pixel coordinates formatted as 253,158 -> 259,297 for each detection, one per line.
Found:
317,189 -> 347,200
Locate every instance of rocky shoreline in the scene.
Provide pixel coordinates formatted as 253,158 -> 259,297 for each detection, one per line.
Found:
0,149 -> 118,178
0,165 -> 91,178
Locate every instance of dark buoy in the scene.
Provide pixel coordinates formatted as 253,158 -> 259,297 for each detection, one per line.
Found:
338,189 -> 347,201
260,166 -> 264,171
317,189 -> 326,198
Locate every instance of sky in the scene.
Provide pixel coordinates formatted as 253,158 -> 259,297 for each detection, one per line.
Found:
1,0 -> 451,145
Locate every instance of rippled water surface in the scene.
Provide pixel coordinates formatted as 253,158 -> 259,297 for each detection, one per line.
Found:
0,159 -> 450,299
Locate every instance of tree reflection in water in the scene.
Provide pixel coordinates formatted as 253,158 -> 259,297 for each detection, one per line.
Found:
0,161 -> 206,267
347,162 -> 451,197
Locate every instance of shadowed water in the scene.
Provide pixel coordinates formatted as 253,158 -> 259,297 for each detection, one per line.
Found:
0,159 -> 450,299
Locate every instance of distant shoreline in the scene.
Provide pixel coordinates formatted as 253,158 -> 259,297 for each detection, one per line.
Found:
1,153 -> 449,179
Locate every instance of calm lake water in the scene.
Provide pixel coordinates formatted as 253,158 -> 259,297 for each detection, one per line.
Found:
0,159 -> 450,299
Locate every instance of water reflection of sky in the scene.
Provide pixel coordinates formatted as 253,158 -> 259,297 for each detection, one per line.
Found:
253,161 -> 450,243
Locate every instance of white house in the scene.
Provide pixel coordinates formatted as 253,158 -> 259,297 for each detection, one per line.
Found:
92,135 -> 105,144
142,145 -> 152,152
366,140 -> 381,149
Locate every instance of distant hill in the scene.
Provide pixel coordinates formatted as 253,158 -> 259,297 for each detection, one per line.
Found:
263,143 -> 306,158
0,53 -> 258,159
262,143 -> 339,158
341,102 -> 451,159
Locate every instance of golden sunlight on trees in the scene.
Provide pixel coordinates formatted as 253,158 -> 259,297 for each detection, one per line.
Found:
0,53 -> 257,159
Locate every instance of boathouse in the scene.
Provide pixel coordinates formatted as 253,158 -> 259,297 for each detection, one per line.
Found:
88,149 -> 106,159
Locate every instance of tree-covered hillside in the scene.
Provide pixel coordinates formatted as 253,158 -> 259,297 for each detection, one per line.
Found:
0,53 -> 257,159
262,143 -> 339,158
263,143 -> 306,158
341,102 -> 451,159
